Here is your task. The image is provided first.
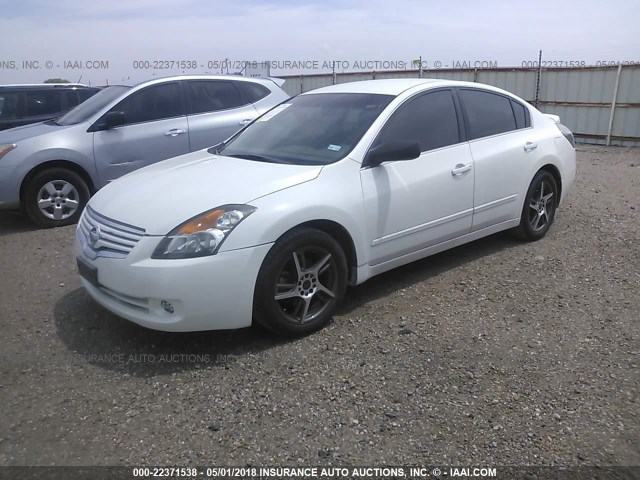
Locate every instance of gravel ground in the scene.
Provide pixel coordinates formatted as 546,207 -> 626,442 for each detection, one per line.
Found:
0,146 -> 638,467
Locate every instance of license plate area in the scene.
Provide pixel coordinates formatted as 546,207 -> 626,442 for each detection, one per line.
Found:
77,256 -> 99,288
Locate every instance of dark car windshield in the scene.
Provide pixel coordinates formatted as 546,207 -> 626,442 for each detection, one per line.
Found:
57,85 -> 130,126
217,93 -> 394,165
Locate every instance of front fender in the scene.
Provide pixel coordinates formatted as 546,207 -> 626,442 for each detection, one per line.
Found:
219,161 -> 368,268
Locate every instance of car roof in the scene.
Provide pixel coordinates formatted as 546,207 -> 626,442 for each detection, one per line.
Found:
129,75 -> 284,89
0,83 -> 96,89
302,78 -> 516,97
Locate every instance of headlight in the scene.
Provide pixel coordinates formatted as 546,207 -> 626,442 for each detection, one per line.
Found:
151,204 -> 256,259
0,143 -> 17,160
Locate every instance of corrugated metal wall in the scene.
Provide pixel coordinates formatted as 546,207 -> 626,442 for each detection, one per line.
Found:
280,66 -> 640,147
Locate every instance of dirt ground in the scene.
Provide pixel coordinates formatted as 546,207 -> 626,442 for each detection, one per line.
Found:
0,146 -> 638,467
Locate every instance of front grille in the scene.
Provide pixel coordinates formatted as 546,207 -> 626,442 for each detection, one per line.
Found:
79,206 -> 145,258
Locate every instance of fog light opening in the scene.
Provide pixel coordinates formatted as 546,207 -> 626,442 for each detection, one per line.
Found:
161,300 -> 175,314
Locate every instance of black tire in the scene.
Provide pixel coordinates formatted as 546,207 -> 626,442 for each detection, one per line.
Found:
253,228 -> 348,337
513,170 -> 558,241
24,168 -> 90,228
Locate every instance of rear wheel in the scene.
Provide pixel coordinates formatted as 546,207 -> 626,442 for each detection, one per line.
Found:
24,168 -> 90,228
253,228 -> 348,336
514,170 -> 558,241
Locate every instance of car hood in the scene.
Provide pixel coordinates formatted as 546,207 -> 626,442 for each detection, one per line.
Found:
88,150 -> 323,235
0,121 -> 74,143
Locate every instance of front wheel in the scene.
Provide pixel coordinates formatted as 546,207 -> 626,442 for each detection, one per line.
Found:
24,168 -> 90,228
513,170 -> 558,241
253,228 -> 348,337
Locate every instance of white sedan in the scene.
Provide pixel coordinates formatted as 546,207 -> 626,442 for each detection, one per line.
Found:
74,79 -> 576,336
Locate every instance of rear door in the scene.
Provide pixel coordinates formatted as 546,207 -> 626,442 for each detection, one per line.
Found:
92,82 -> 190,185
457,88 -> 541,231
184,80 -> 259,150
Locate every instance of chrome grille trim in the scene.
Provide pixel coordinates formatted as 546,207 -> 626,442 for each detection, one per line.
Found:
78,206 -> 145,258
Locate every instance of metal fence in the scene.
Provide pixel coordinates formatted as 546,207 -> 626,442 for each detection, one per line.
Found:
279,65 -> 640,147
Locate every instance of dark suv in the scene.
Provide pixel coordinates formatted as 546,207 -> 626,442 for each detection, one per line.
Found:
0,84 -> 101,131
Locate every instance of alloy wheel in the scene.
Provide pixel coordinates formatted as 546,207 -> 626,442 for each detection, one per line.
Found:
528,178 -> 555,232
273,246 -> 339,324
36,180 -> 81,221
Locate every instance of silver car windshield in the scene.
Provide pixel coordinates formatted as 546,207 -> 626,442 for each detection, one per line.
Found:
57,85 -> 130,126
217,93 -> 394,165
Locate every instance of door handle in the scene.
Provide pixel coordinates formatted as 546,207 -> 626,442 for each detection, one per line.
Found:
524,141 -> 538,152
164,128 -> 186,137
239,119 -> 252,126
451,163 -> 472,176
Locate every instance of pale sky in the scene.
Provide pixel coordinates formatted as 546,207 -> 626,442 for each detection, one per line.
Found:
1,0 -> 639,85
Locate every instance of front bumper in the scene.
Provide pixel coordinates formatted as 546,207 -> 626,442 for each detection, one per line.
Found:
74,230 -> 273,332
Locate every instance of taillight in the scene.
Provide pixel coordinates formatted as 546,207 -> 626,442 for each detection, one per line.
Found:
557,123 -> 575,148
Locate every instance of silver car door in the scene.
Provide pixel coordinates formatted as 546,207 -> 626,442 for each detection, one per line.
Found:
92,82 -> 189,186
184,80 -> 259,151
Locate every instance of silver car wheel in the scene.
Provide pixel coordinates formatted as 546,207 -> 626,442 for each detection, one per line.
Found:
36,180 -> 81,221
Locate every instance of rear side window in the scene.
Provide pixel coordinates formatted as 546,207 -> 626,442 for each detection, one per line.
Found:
186,81 -> 245,114
375,90 -> 460,152
510,99 -> 529,129
0,92 -> 20,119
236,82 -> 270,103
110,83 -> 184,125
459,89 -> 517,140
24,90 -> 63,116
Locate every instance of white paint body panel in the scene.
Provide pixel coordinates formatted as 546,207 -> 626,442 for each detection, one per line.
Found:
76,79 -> 576,332
360,143 -> 474,265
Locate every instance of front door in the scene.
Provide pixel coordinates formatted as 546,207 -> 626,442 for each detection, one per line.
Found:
360,89 -> 475,265
93,82 -> 190,186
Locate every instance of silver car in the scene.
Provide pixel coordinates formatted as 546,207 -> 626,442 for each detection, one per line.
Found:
0,75 -> 289,227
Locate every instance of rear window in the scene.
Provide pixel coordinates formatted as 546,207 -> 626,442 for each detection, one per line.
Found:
236,81 -> 271,103
459,89 -> 517,140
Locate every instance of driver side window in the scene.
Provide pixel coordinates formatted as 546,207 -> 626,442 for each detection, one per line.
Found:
376,90 -> 460,152
109,83 -> 184,126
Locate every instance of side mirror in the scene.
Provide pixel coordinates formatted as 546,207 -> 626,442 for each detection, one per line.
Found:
364,141 -> 421,167
94,111 -> 126,131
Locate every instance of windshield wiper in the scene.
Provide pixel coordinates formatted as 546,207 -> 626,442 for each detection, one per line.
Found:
44,119 -> 60,126
208,142 -> 225,155
226,153 -> 292,164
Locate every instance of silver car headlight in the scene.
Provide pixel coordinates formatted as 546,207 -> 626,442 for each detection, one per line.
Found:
152,205 -> 256,259
0,143 -> 17,160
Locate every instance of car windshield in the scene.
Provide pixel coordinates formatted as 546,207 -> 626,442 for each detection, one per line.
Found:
57,85 -> 130,126
217,93 -> 394,165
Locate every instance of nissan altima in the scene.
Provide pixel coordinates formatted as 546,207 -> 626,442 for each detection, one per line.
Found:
74,79 -> 576,336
